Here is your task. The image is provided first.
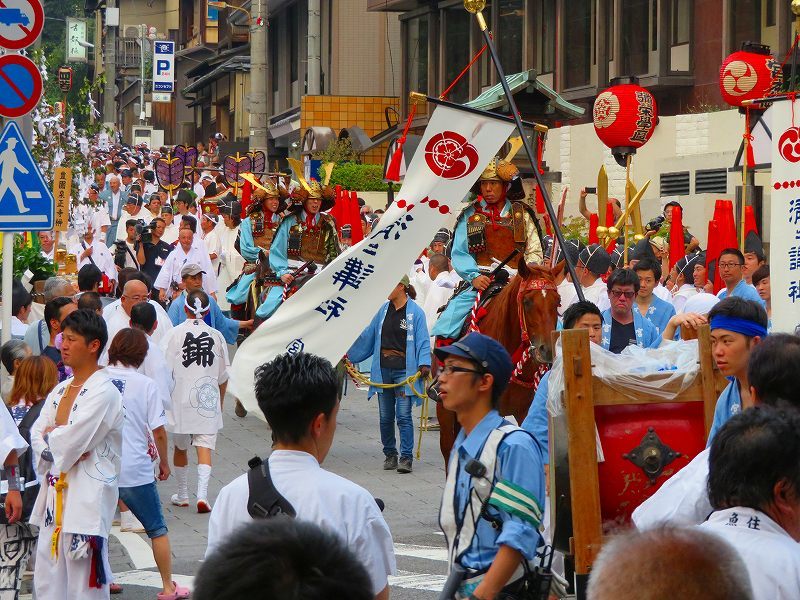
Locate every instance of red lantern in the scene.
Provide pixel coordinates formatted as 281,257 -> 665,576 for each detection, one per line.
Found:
593,77 -> 658,163
719,43 -> 781,108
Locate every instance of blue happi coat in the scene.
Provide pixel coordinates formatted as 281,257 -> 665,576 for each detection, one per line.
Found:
168,291 -> 239,344
717,279 -> 766,307
707,378 -> 741,445
600,308 -> 661,350
347,299 -> 431,404
635,295 -> 676,337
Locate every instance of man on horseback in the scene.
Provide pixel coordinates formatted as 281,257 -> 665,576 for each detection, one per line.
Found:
255,177 -> 339,320
226,181 -> 287,326
432,155 -> 545,340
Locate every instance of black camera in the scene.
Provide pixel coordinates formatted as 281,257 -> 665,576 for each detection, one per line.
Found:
645,214 -> 665,232
135,220 -> 156,245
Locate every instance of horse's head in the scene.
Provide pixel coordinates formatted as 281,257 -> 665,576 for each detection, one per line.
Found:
516,258 -> 563,364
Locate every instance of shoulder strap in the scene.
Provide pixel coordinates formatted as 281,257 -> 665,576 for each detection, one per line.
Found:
246,456 -> 297,519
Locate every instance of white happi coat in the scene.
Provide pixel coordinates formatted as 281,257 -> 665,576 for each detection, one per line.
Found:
29,370 -> 124,537
154,239 -> 218,295
700,507 -> 800,600
632,447 -> 712,529
161,318 -> 229,435
102,299 -> 173,346
0,400 -> 28,486
216,224 -> 243,312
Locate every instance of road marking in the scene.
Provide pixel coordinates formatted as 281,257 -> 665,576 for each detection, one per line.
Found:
112,569 -> 195,589
388,570 -> 447,592
110,526 -> 157,569
394,543 -> 448,562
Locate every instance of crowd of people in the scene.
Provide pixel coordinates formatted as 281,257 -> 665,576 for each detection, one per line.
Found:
0,135 -> 795,600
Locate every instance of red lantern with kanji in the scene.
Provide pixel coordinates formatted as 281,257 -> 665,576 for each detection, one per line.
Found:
719,43 -> 781,108
593,77 -> 658,161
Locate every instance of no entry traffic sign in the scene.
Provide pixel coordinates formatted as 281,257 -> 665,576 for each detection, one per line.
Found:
0,0 -> 44,50
0,54 -> 42,118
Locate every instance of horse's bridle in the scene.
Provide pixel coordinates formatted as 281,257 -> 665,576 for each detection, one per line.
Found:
512,276 -> 558,386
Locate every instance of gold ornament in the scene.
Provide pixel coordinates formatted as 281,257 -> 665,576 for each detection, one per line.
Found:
596,226 -> 609,237
464,0 -> 486,13
792,0 -> 800,16
607,226 -> 620,238
633,233 -> 645,242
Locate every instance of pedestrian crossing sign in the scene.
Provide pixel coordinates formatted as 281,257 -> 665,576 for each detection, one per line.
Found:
0,120 -> 54,231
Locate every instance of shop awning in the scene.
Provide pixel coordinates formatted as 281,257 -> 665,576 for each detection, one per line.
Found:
183,56 -> 250,94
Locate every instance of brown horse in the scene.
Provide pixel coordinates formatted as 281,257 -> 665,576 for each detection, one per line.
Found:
435,259 -> 563,464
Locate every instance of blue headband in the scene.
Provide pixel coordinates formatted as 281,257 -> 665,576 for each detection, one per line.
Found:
710,315 -> 768,338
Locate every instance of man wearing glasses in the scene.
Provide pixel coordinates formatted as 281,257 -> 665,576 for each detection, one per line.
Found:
435,332 -> 544,600
716,248 -> 766,307
600,268 -> 660,353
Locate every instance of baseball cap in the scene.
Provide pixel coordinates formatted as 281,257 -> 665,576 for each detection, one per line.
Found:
434,332 -> 513,397
181,263 -> 206,278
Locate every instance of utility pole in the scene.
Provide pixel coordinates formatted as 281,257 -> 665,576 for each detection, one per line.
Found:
249,0 -> 268,154
307,0 -> 321,95
103,0 -> 118,126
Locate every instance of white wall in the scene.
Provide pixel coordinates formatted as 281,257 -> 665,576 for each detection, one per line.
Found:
543,108 -> 766,247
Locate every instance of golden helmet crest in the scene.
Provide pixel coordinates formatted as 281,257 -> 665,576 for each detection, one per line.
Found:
478,157 -> 519,184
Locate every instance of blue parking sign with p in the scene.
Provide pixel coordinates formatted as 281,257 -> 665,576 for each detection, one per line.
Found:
153,40 -> 175,93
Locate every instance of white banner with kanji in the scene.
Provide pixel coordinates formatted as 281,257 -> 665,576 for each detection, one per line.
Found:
770,100 -> 800,333
230,104 -> 516,412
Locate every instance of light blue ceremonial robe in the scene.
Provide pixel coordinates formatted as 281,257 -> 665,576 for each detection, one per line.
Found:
600,309 -> 661,350
225,213 -> 280,306
347,299 -> 431,404
717,279 -> 766,307
707,378 -> 741,445
167,291 -> 239,344
256,211 -> 322,320
521,370 -> 551,465
432,199 -> 512,339
635,295 -> 676,337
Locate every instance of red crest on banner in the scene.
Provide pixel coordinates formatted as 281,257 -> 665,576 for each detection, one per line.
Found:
424,131 -> 480,179
593,82 -> 658,153
719,43 -> 782,108
778,127 -> 800,163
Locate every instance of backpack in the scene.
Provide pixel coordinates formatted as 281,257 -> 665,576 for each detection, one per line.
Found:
246,455 -> 296,519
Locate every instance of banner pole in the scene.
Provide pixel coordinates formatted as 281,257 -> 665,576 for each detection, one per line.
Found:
465,3 -> 584,302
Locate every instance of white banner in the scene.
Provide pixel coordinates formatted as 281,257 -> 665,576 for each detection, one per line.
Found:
230,104 -> 516,411
770,100 -> 800,333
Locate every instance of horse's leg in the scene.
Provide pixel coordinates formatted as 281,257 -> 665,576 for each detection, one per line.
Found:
437,402 -> 459,471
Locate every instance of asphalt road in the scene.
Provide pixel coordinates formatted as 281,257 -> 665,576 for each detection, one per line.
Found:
21,381 -> 450,599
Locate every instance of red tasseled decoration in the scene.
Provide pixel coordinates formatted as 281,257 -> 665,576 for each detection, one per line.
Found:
589,213 -> 599,244
605,200 -> 617,253
349,190 -> 364,244
386,105 -> 417,183
706,220 -> 722,293
534,136 -> 545,214
668,205 -> 684,270
744,205 -> 759,236
240,180 -> 252,217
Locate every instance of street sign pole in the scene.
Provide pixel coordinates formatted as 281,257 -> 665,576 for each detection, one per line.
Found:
1,233 -> 12,345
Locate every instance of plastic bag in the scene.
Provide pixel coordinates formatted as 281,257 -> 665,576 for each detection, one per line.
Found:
547,338 -> 701,419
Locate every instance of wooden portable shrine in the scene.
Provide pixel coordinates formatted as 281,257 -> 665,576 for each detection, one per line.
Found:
550,325 -> 728,598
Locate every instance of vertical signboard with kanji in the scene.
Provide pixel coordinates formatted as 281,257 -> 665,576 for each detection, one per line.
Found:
770,101 -> 800,333
66,17 -> 87,63
52,167 -> 71,231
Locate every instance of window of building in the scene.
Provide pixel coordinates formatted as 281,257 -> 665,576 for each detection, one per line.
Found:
730,0 -> 761,49
766,0 -> 775,27
269,16 -> 280,112
564,0 -> 594,88
672,0 -> 691,45
443,6 -> 471,103
535,0 -> 556,74
498,0 -> 524,75
621,0 -> 651,75
405,15 -> 429,95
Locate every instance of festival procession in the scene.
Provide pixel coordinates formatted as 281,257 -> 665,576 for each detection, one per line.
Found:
0,0 -> 799,598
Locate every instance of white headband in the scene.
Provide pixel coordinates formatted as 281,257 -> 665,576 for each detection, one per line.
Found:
185,296 -> 209,318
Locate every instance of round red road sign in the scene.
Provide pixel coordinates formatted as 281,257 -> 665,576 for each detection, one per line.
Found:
0,0 -> 44,50
0,54 -> 43,118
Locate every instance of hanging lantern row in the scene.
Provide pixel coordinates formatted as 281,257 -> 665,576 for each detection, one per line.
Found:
593,76 -> 658,167
718,42 -> 782,108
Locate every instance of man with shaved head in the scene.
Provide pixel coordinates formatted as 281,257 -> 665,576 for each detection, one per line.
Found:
102,274 -> 173,345
587,526 -> 752,600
